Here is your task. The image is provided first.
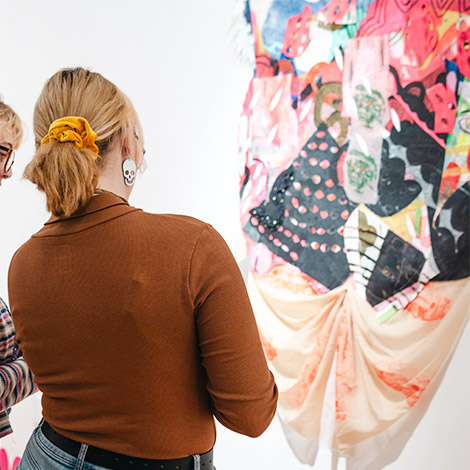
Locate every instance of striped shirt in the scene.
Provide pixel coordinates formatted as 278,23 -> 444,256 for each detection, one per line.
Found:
0,297 -> 36,437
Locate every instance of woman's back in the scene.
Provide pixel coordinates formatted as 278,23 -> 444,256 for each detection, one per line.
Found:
9,192 -> 277,459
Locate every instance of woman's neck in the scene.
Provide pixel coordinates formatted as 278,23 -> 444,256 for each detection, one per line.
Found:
96,174 -> 131,201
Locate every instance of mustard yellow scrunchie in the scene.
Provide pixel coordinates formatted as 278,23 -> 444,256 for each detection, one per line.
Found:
41,116 -> 99,155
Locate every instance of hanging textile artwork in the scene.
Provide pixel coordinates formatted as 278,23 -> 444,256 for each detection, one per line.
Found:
237,1 -> 470,469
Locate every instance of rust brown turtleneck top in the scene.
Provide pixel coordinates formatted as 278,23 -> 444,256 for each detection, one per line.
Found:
8,193 -> 278,459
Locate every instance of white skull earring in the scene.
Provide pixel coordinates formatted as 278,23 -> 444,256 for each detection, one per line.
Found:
122,158 -> 137,186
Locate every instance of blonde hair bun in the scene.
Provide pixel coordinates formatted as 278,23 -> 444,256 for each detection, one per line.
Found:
25,67 -> 135,217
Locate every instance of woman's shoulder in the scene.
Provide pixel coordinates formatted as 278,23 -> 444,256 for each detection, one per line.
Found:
135,211 -> 226,251
137,211 -> 208,232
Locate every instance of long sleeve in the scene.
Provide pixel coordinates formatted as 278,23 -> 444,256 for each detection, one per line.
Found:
0,298 -> 37,437
189,225 -> 278,437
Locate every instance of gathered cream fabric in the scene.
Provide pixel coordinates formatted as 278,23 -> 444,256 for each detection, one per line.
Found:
250,275 -> 469,469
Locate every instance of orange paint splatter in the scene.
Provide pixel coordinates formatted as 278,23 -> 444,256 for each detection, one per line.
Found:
374,361 -> 432,407
405,286 -> 451,321
283,299 -> 338,409
259,331 -> 277,361
335,311 -> 355,421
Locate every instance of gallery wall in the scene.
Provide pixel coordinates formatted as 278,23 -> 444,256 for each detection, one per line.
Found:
0,1 -> 468,469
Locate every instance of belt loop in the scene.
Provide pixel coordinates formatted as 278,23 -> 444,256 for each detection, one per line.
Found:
192,453 -> 201,470
74,443 -> 89,470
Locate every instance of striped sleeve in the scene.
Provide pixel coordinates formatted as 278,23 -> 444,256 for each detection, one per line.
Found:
0,412 -> 12,438
0,299 -> 37,437
0,358 -> 37,437
0,298 -> 17,362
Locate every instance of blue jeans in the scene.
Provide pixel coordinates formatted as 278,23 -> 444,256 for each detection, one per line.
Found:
18,425 -> 213,470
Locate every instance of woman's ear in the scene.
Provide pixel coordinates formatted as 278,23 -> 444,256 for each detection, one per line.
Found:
120,131 -> 131,159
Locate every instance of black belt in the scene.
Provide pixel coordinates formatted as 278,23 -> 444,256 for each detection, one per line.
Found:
40,420 -> 214,470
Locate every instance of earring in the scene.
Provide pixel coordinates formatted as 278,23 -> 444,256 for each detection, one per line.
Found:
122,158 -> 137,186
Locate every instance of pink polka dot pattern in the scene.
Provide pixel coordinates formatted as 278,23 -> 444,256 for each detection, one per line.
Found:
246,124 -> 358,289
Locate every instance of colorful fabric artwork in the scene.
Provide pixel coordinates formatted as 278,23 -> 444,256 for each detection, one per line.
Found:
237,1 -> 470,468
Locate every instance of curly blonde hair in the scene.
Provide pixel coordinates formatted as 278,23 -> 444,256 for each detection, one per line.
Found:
0,100 -> 23,147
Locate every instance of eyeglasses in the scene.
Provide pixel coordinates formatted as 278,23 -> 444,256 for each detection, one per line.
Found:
0,145 -> 15,172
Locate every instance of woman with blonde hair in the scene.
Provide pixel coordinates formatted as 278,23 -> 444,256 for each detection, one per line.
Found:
0,100 -> 22,185
8,68 -> 278,470
0,100 -> 37,437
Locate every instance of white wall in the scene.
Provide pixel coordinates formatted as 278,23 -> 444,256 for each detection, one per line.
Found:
0,1 -> 468,468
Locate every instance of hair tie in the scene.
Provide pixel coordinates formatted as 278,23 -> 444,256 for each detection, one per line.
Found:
41,116 -> 99,155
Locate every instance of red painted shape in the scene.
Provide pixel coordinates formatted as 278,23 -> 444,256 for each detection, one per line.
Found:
427,82 -> 457,134
322,0 -> 357,24
457,22 -> 470,79
282,6 -> 312,59
403,1 -> 438,66
440,161 -> 461,194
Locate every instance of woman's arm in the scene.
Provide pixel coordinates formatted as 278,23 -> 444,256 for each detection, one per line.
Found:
0,298 -> 37,437
189,225 -> 278,437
